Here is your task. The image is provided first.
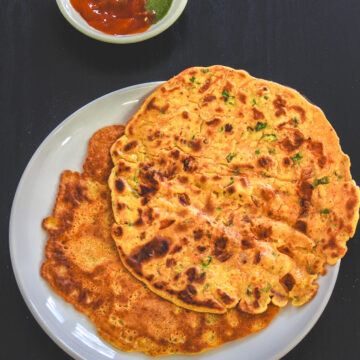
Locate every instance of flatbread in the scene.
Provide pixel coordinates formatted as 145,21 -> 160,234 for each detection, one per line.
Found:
41,125 -> 279,356
109,66 -> 360,314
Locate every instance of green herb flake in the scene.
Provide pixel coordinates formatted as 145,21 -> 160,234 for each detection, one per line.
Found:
313,176 -> 330,186
290,152 -> 303,165
190,76 -> 196,83
334,171 -> 343,179
127,222 -> 134,227
255,121 -> 267,132
191,135 -> 195,140
161,109 -> 166,114
260,134 -> 278,142
264,95 -> 269,100
199,119 -> 205,132
260,283 -> 271,293
246,285 -> 252,296
216,207 -> 222,211
292,117 -> 300,127
255,149 -> 260,155
224,178 -> 234,188
226,152 -> 237,163
220,126 -> 225,133
202,69 -> 210,73
252,98 -> 257,106
133,171 -> 139,183
201,256 -> 212,268
173,263 -> 184,274
268,148 -> 276,154
222,90 -> 230,102
319,208 -> 330,214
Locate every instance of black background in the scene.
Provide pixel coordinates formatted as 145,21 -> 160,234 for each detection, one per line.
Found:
1,0 -> 360,359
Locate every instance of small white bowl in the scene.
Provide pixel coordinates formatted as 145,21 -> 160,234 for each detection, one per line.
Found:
56,0 -> 188,44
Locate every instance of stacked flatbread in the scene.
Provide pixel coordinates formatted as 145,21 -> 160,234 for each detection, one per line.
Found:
41,125 -> 278,356
42,66 -> 359,355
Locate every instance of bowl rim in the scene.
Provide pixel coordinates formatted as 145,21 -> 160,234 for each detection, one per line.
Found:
56,0 -> 188,44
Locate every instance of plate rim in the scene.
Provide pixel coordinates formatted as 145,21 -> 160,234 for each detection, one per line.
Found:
9,81 -> 340,360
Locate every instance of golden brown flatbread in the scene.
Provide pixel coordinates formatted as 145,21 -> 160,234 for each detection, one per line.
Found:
109,66 -> 360,314
41,125 -> 279,356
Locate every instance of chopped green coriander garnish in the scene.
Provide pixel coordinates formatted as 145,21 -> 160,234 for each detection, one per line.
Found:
133,171 -> 139,183
202,69 -> 209,73
264,95 -> 269,100
220,126 -> 224,132
226,152 -> 237,163
255,149 -> 260,155
255,121 -> 267,132
268,148 -> 276,154
292,117 -> 300,127
190,76 -> 196,83
127,222 -> 134,226
319,208 -> 330,214
191,135 -> 195,140
201,256 -> 212,267
334,171 -> 343,179
221,90 -> 235,103
290,152 -> 303,165
260,283 -> 271,293
222,90 -> 230,101
313,176 -> 330,186
224,178 -> 234,188
260,134 -> 278,142
246,285 -> 252,296
216,207 -> 222,211
252,98 -> 257,106
161,109 -> 166,114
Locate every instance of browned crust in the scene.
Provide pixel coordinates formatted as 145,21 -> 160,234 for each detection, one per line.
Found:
41,125 -> 279,356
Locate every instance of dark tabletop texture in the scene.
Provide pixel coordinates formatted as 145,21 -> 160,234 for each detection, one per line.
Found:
1,0 -> 360,359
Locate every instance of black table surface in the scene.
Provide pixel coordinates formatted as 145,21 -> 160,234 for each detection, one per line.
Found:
1,1 -> 360,359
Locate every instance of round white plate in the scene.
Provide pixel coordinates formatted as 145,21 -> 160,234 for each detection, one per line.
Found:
10,82 -> 339,360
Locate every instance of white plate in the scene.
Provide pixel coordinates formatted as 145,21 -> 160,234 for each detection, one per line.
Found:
10,82 -> 339,360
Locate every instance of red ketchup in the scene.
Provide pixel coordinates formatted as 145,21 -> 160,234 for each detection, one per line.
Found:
70,0 -> 156,35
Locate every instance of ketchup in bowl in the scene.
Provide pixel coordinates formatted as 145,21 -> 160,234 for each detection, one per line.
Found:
70,0 -> 173,35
